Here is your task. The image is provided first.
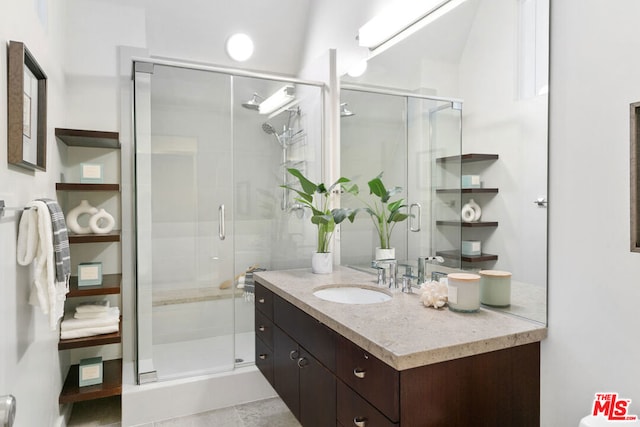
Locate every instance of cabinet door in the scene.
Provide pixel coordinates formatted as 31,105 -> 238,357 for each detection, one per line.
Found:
299,347 -> 336,427
273,326 -> 300,420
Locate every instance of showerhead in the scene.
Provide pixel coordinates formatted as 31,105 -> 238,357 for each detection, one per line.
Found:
262,122 -> 277,135
242,93 -> 263,110
340,102 -> 355,117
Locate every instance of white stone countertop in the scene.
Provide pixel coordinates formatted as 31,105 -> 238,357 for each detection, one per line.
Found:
254,266 -> 547,371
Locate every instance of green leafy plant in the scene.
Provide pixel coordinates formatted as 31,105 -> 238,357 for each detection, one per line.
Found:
350,173 -> 410,250
283,168 -> 357,253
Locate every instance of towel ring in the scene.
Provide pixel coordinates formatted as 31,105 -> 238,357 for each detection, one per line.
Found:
67,200 -> 98,234
89,209 -> 115,234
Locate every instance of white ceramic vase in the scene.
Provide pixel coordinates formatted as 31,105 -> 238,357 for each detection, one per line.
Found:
375,247 -> 396,260
311,252 -> 333,274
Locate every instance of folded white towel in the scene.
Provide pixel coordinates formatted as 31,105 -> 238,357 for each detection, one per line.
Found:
61,307 -> 119,331
60,324 -> 119,340
17,200 -> 69,331
75,300 -> 110,313
74,311 -> 110,320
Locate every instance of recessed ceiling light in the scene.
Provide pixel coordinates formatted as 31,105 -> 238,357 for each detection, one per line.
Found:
226,33 -> 254,62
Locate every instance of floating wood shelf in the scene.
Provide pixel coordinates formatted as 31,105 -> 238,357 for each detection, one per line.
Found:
59,358 -> 122,404
56,183 -> 120,191
436,188 -> 499,194
436,153 -> 499,164
55,128 -> 120,149
437,250 -> 498,263
68,231 -> 120,244
58,318 -> 122,350
436,221 -> 499,227
68,274 -> 121,297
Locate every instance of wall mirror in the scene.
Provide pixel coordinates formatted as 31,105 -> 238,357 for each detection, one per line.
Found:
339,0 -> 549,324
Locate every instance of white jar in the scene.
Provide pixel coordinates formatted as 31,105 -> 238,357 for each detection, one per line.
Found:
479,270 -> 512,307
447,273 -> 481,313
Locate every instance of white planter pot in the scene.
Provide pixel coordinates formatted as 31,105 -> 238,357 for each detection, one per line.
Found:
311,252 -> 333,274
375,247 -> 396,260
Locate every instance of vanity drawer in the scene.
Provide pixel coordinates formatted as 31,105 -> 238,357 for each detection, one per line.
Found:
274,295 -> 336,371
255,336 -> 274,386
337,380 -> 398,427
255,309 -> 274,348
337,335 -> 399,422
254,281 -> 273,319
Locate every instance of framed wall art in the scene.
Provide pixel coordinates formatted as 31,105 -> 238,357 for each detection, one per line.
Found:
7,40 -> 47,171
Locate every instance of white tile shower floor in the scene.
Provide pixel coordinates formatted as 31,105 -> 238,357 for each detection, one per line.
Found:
68,396 -> 300,427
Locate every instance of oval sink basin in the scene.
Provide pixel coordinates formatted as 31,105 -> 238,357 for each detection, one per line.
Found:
313,285 -> 392,304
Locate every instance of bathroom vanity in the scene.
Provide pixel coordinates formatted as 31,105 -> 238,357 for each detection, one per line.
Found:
254,267 -> 546,427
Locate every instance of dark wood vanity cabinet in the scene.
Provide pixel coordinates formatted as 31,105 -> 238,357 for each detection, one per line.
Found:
255,282 -> 336,427
254,281 -> 540,427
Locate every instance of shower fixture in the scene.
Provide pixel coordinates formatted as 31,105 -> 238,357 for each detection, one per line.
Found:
340,102 -> 355,117
242,93 -> 263,110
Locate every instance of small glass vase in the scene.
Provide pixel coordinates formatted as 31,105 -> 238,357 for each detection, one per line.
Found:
311,252 -> 333,274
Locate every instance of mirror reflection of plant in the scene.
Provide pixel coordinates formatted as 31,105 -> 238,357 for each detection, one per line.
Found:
348,173 -> 410,250
282,168 -> 357,254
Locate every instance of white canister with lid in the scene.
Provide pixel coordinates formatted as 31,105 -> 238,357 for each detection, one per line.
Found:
447,273 -> 481,312
479,270 -> 512,307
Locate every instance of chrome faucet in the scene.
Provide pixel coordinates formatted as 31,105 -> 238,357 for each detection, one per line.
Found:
401,265 -> 416,294
417,255 -> 445,285
371,259 -> 398,289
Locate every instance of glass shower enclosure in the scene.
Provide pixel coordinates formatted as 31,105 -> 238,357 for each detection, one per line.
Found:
340,87 -> 462,271
133,61 -> 324,383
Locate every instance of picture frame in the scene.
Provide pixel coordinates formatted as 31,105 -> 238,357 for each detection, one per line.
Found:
7,40 -> 47,171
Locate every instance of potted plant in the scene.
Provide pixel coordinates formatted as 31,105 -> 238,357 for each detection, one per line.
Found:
350,173 -> 410,260
283,168 -> 356,273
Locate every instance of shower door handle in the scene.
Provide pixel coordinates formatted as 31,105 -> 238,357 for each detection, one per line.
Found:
409,203 -> 421,232
218,204 -> 226,240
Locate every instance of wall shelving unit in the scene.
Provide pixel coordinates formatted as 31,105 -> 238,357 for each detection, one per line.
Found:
55,128 -> 122,404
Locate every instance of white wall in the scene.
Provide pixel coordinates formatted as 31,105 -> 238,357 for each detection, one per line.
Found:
0,1 -> 68,426
542,0 -> 640,424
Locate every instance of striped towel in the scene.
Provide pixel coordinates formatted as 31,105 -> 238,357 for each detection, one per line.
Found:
37,198 -> 71,285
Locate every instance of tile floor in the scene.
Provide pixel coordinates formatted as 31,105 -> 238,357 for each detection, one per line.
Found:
67,396 -> 301,427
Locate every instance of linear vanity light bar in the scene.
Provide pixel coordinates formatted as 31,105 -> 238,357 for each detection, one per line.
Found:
358,0 -> 467,51
259,85 -> 296,115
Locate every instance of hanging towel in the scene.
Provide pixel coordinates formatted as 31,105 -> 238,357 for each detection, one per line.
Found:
37,198 -> 71,285
17,200 -> 70,331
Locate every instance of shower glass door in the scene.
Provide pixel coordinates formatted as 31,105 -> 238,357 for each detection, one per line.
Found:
340,88 -> 462,271
134,62 -> 325,383
407,98 -> 462,268
135,63 -> 235,382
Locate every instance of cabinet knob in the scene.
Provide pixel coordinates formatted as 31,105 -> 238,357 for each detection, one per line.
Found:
258,298 -> 265,304
297,357 -> 308,368
353,368 -> 366,379
258,325 -> 265,332
258,354 -> 268,360
353,416 -> 367,427
289,350 -> 299,360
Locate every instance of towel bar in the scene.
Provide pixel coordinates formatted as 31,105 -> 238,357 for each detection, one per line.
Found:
0,200 -> 34,218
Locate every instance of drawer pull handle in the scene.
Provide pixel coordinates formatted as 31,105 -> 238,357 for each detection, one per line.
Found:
259,354 -> 267,360
289,350 -> 299,360
353,368 -> 366,379
258,325 -> 265,332
297,357 -> 308,368
258,298 -> 265,304
353,416 -> 367,427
